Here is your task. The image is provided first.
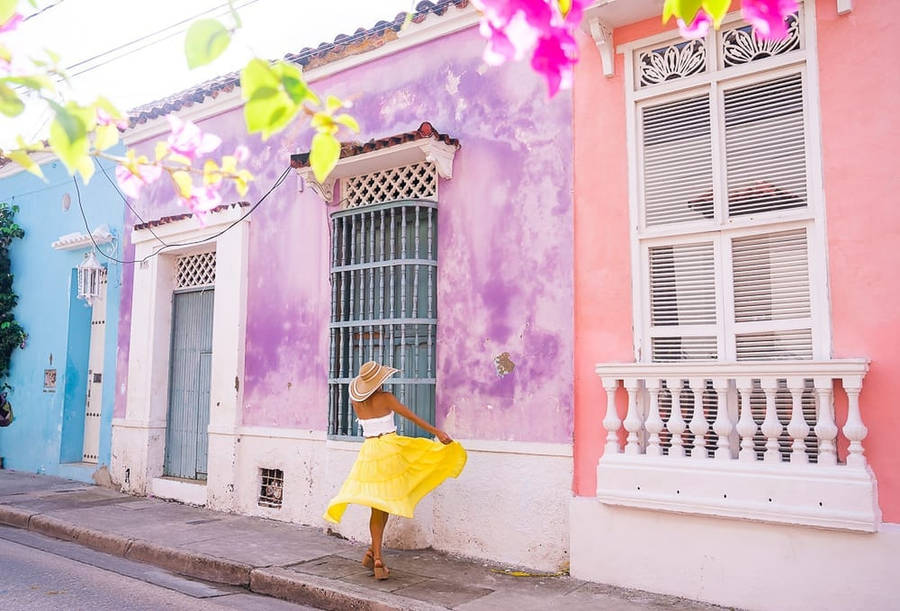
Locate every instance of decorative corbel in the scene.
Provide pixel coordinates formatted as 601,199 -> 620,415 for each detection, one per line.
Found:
418,139 -> 458,179
589,17 -> 615,78
837,0 -> 852,15
296,167 -> 337,204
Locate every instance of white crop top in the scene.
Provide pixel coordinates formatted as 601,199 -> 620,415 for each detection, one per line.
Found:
358,412 -> 397,438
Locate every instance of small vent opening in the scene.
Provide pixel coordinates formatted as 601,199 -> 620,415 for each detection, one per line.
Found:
258,468 -> 284,508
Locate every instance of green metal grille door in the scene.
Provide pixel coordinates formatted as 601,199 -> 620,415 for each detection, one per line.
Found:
164,288 -> 214,480
328,199 -> 437,438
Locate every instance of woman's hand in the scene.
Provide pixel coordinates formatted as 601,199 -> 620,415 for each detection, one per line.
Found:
435,430 -> 453,445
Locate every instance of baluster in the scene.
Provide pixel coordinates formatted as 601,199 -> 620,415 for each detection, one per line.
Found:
601,378 -> 622,455
712,378 -> 733,460
623,378 -> 643,455
813,376 -> 837,466
645,379 -> 663,457
688,378 -> 708,459
760,377 -> 782,463
786,376 -> 810,464
842,375 -> 867,468
665,378 -> 686,458
735,377 -> 756,462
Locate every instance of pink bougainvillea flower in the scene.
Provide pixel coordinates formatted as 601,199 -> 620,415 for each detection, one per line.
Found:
96,107 -> 128,130
233,145 -> 250,164
0,13 -> 23,34
531,31 -> 576,97
167,116 -> 221,161
115,157 -> 163,200
678,9 -> 713,39
473,0 -> 584,97
742,0 -> 799,40
181,184 -> 222,225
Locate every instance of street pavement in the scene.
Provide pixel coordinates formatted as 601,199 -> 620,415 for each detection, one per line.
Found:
0,469 -> 730,610
0,528 -> 317,610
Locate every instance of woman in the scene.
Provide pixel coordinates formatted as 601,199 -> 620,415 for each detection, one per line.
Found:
324,361 -> 466,580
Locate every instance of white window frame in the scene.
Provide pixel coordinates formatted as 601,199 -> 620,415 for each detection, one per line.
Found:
618,0 -> 832,364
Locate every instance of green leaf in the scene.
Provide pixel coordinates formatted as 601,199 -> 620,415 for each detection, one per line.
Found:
0,83 -> 23,117
6,150 -> 44,180
334,113 -> 359,132
662,0 -> 703,23
241,59 -> 299,139
75,156 -> 94,184
2,74 -> 55,92
94,123 -> 119,151
184,19 -> 231,69
48,103 -> 90,176
274,61 -> 310,104
0,0 -> 16,25
309,131 -> 340,183
702,0 -> 731,26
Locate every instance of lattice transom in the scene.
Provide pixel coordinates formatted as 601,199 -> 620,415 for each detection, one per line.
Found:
176,251 -> 216,288
342,162 -> 437,209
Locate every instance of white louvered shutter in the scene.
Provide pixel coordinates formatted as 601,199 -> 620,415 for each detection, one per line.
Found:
731,228 -> 813,360
649,242 -> 718,361
641,95 -> 714,226
724,73 -> 808,217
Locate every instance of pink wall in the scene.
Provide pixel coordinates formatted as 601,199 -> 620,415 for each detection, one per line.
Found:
572,18 -> 665,497
816,0 -> 900,522
115,27 -> 575,444
573,3 -> 900,521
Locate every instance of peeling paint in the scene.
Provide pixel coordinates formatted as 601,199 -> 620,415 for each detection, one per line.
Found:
494,352 -> 515,377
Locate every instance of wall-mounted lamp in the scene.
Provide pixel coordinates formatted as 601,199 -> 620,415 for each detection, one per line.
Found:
77,251 -> 106,306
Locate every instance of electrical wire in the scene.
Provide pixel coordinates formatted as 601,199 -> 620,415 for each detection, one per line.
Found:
73,165 -> 292,265
66,0 -> 261,79
95,157 -> 169,248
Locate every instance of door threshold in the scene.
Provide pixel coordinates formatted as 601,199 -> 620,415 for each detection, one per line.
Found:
151,476 -> 207,506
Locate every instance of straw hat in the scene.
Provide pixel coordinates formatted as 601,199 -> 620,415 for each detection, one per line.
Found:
349,361 -> 399,402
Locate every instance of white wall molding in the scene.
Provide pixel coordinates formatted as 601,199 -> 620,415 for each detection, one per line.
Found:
112,208 -> 251,505
597,455 -> 880,532
297,138 -> 459,190
208,425 -> 327,441
837,0 -> 852,15
51,225 -> 114,251
456,438 -> 573,457
122,7 -> 480,146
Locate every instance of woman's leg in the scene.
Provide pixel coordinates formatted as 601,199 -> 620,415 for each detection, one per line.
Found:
369,508 -> 390,578
369,508 -> 387,561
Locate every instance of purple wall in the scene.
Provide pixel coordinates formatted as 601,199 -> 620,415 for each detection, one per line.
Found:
116,27 -> 573,443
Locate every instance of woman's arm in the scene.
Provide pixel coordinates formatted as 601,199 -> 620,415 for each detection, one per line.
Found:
388,395 -> 452,444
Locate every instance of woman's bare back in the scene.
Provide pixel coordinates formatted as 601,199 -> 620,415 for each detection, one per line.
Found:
352,391 -> 395,420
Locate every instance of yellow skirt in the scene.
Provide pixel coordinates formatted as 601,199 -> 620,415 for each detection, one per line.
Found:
324,434 -> 467,523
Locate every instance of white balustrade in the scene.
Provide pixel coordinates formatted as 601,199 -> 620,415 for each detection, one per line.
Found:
596,360 -> 869,468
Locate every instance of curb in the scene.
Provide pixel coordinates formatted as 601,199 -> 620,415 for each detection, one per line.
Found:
126,539 -> 252,586
0,505 -> 34,529
250,567 -> 444,611
0,503 -> 439,610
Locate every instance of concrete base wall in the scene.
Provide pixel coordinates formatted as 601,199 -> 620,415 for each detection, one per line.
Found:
113,424 -> 573,572
229,432 -> 573,572
570,496 -> 900,611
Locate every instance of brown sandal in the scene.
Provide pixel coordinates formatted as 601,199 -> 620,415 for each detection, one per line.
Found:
373,559 -> 390,580
362,548 -> 374,570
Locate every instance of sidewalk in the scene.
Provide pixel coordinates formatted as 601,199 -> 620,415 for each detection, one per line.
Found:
0,470 -> 726,610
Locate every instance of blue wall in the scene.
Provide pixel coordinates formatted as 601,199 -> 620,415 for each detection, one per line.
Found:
0,153 -> 125,482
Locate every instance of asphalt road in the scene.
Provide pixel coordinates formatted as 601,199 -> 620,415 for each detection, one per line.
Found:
0,526 -> 318,611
